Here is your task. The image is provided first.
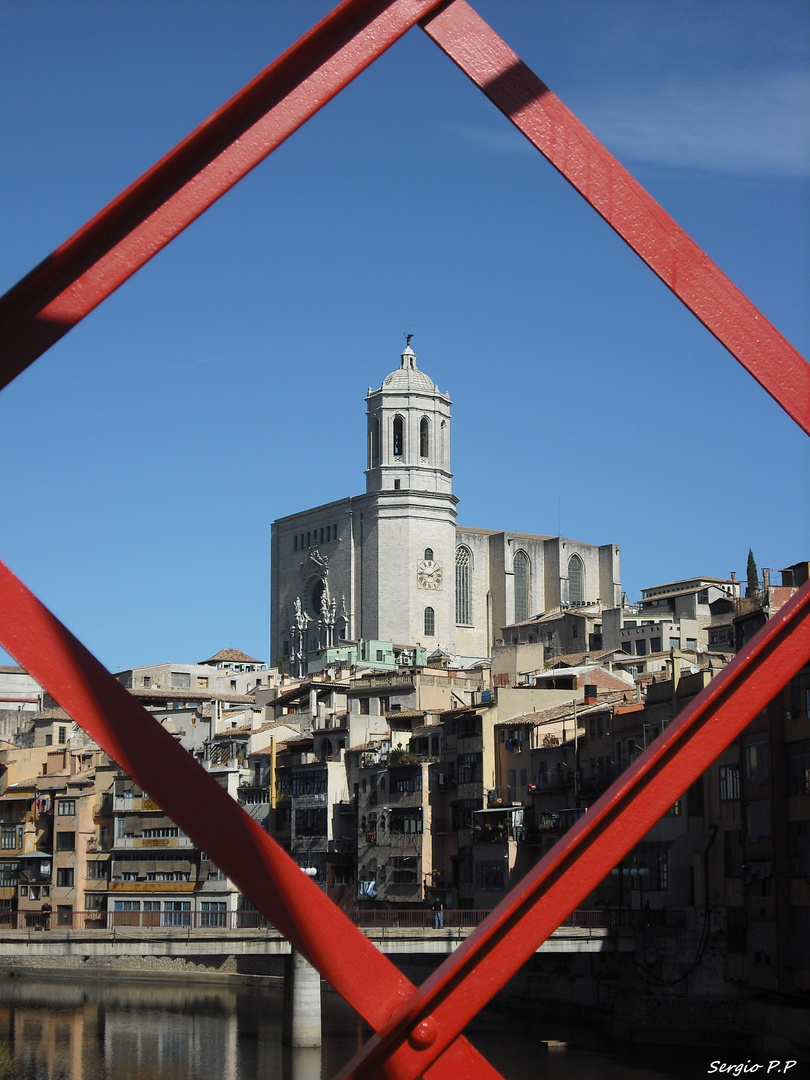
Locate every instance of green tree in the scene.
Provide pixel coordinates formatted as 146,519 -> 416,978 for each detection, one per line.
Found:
746,549 -> 759,598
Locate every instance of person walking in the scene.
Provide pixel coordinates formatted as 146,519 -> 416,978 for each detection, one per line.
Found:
432,898 -> 444,929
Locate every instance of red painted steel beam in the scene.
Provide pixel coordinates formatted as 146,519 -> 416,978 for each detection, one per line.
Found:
1,3 -> 806,1078
0,558 -> 505,1080
0,0 -> 447,392
421,0 -> 810,435
335,582 -> 810,1080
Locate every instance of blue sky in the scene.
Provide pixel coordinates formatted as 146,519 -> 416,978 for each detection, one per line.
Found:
1,1 -> 808,672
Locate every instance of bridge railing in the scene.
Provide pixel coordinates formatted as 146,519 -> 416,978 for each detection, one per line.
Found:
0,907 -> 684,933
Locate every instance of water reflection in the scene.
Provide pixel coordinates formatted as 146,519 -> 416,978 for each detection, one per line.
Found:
0,973 -> 741,1080
0,977 -> 280,1080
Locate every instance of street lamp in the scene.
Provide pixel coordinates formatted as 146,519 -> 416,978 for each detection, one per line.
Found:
611,861 -> 651,926
630,864 -> 650,924
610,866 -> 630,926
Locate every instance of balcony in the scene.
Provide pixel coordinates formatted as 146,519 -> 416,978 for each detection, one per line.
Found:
529,767 -> 577,793
351,673 -> 414,690
84,881 -> 109,895
238,786 -> 269,806
292,792 -> 327,807
386,789 -> 424,808
313,713 -> 348,732
473,824 -> 513,844
290,836 -> 327,854
108,880 -> 196,893
360,750 -> 388,769
19,869 -> 51,886
113,834 -> 195,850
112,795 -> 163,814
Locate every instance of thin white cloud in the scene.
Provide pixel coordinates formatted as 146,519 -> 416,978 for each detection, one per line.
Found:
450,122 -> 538,157
585,70 -> 810,178
451,70 -> 810,178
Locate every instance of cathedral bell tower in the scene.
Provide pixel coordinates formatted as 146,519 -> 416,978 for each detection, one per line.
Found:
360,341 -> 457,653
365,343 -> 452,496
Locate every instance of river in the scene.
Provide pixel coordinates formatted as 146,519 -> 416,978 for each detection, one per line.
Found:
0,972 -> 746,1080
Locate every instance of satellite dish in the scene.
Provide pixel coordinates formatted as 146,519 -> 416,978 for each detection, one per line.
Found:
690,665 -> 700,675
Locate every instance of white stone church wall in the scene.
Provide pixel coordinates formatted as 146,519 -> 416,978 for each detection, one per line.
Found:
454,528 -> 494,657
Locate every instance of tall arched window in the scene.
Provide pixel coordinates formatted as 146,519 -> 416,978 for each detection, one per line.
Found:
568,554 -> 584,605
392,416 -> 404,457
455,546 -> 472,625
514,550 -> 530,624
424,607 -> 435,636
370,417 -> 380,467
420,417 -> 429,458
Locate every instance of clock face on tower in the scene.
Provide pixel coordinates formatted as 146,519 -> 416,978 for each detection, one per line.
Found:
417,559 -> 443,590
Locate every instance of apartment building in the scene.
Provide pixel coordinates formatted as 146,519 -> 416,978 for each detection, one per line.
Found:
0,741 -> 111,927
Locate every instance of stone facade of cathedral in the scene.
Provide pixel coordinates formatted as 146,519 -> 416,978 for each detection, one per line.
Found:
270,345 -> 621,673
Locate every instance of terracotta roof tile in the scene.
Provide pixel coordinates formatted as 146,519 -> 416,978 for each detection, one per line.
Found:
34,708 -> 71,721
198,648 -> 264,665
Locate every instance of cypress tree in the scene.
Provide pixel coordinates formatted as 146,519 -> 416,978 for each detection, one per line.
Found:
746,549 -> 759,598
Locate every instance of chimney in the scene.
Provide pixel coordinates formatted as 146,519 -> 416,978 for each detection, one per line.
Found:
584,683 -> 598,705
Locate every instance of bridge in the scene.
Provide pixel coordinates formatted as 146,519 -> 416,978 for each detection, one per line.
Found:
0,909 -> 640,960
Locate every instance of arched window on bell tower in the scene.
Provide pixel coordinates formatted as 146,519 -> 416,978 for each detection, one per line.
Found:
514,550 -> 530,624
456,546 -> 472,625
392,416 -> 404,458
568,553 -> 584,605
420,417 -> 429,459
424,607 -> 435,637
369,417 -> 380,468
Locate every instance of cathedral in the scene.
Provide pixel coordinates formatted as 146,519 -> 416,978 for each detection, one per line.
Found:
270,344 -> 621,673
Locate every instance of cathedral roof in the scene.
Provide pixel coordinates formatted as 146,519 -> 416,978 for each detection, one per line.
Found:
380,345 -> 437,393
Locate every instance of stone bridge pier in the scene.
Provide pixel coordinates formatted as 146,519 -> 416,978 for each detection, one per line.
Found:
282,949 -> 322,1048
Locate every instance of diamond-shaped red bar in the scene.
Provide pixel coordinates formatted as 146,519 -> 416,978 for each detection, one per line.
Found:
1,3 -> 807,1079
0,558 -> 502,1080
423,1 -> 809,436
0,0 -> 448,390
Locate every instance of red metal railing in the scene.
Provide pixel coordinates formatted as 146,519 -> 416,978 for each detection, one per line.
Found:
1,3 -> 807,1078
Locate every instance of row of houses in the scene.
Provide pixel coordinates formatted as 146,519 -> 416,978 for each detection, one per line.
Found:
0,569 -> 807,999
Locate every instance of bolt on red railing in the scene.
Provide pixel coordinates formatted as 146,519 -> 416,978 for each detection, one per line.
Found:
1,2 -> 808,1079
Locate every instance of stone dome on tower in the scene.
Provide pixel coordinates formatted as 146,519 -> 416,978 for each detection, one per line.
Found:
380,344 -> 437,393
365,341 -> 453,499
